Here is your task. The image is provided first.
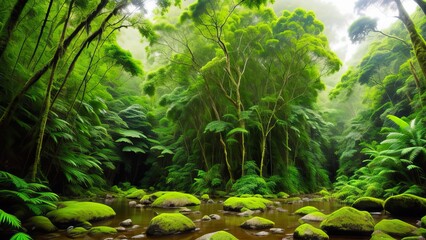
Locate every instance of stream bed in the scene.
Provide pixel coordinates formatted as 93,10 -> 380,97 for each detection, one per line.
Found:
35,197 -> 417,240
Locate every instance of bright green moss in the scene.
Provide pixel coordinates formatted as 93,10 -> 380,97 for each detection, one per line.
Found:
67,227 -> 88,238
88,226 -> 118,235
370,230 -> 396,240
201,194 -> 210,201
146,213 -> 196,236
320,206 -> 374,235
210,230 -> 238,240
151,192 -> 201,207
25,216 -> 57,233
196,230 -> 238,240
295,206 -> 320,215
277,192 -> 289,198
126,189 -> 146,199
141,191 -> 168,203
422,216 -> 426,227
299,211 -> 328,223
318,189 -> 330,196
374,219 -> 418,238
240,217 -> 275,229
223,197 -> 272,212
294,223 -> 329,240
352,197 -> 384,212
46,201 -> 115,225
384,194 -> 426,217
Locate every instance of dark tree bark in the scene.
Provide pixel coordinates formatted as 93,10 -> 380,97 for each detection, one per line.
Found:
0,0 -> 29,57
412,0 -> 426,15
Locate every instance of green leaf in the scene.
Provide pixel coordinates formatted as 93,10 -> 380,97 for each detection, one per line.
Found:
204,121 -> 230,133
0,209 -> 21,229
226,127 -> 249,137
387,115 -> 409,129
122,146 -> 146,154
10,232 -> 32,240
115,137 -> 134,144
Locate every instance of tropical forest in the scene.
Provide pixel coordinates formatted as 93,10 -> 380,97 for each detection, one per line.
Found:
0,0 -> 426,239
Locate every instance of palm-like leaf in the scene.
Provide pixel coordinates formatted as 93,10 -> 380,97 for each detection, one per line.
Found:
0,209 -> 21,229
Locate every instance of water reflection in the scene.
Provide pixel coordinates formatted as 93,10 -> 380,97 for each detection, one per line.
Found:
34,197 -> 410,240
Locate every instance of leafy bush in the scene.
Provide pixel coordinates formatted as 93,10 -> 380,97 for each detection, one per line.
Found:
231,161 -> 273,195
191,164 -> 222,194
0,171 -> 58,239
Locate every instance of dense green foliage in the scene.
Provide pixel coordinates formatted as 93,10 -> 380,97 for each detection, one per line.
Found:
331,7 -> 426,202
1,2 -> 426,235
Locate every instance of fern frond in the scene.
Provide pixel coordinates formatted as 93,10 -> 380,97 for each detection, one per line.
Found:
0,209 -> 21,229
10,232 -> 32,240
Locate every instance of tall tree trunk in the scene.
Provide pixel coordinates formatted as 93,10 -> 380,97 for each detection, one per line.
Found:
31,0 -> 74,181
0,0 -> 109,128
28,0 -> 54,64
412,0 -> 426,15
395,0 -> 426,82
0,0 -> 28,57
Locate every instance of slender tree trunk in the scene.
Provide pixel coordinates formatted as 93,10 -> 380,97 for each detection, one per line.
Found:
29,0 -> 54,64
395,0 -> 426,81
30,0 -> 74,181
0,0 -> 28,57
412,0 -> 426,15
0,0 -> 109,128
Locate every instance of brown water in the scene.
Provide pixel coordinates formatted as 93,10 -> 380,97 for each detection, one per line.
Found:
34,197 -> 416,240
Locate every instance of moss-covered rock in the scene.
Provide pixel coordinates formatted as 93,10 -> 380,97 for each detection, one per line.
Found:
195,230 -> 238,240
140,191 -> 168,204
374,219 -> 418,238
294,223 -> 329,240
422,216 -> 426,228
150,192 -> 201,208
201,194 -> 210,201
384,194 -> 426,217
299,212 -> 328,223
295,206 -> 320,215
417,228 -> 426,237
401,237 -> 424,240
146,213 -> 196,236
88,226 -> 118,236
240,217 -> 274,229
277,192 -> 289,198
319,206 -> 374,235
126,189 -> 146,199
66,226 -> 89,238
46,201 -> 115,226
318,189 -> 331,196
370,230 -> 396,240
25,216 -> 57,233
352,197 -> 384,212
223,197 -> 272,212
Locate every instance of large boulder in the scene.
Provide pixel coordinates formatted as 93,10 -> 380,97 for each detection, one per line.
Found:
66,226 -> 89,238
374,219 -> 418,238
223,197 -> 272,212
370,230 -> 396,240
294,223 -> 329,240
149,192 -> 201,208
299,212 -> 328,223
46,201 -> 115,227
146,213 -> 196,236
195,230 -> 238,240
24,216 -> 57,233
240,217 -> 274,230
295,206 -> 320,216
384,194 -> 426,217
352,197 -> 384,212
319,206 -> 374,235
126,189 -> 146,199
88,226 -> 118,236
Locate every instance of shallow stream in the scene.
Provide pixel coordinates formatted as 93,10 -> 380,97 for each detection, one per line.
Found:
35,197 -> 418,240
